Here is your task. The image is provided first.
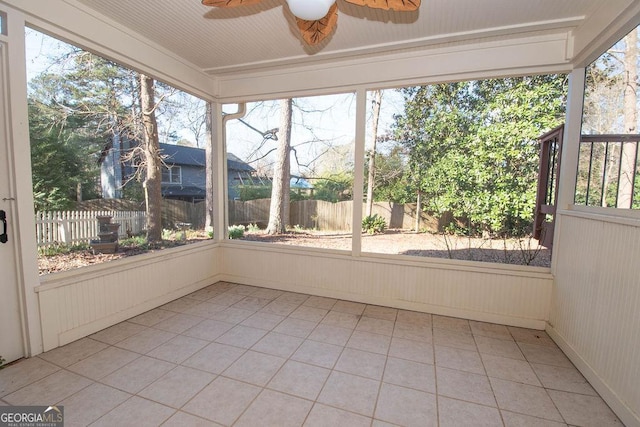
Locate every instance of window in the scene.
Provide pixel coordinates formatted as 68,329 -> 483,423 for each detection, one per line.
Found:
0,11 -> 6,36
162,165 -> 181,184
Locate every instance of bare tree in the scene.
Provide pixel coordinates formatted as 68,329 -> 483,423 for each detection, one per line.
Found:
205,102 -> 214,230
619,27 -> 638,208
366,90 -> 383,217
266,98 -> 293,234
140,74 -> 163,242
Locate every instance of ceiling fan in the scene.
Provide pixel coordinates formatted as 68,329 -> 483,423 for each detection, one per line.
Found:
202,0 -> 421,46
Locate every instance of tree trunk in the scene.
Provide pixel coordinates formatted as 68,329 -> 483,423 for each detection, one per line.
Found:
366,90 -> 383,217
140,74 -> 163,242
266,98 -> 293,235
618,27 -> 638,208
205,102 -> 214,230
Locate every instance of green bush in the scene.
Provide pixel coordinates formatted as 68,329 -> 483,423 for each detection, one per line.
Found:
228,225 -> 245,239
362,214 -> 387,234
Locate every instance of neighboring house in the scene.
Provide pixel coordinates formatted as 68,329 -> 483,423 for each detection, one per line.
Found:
99,142 -> 257,202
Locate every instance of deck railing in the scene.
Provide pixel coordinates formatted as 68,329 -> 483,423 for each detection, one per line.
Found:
35,210 -> 146,249
576,134 -> 640,209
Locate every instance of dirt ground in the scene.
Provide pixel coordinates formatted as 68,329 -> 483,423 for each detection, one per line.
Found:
38,229 -> 550,275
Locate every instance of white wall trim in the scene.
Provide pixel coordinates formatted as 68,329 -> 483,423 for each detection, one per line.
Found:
547,325 -> 640,427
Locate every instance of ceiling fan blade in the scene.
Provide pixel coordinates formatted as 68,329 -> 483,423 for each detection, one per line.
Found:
202,0 -> 265,7
296,2 -> 338,45
343,0 -> 420,11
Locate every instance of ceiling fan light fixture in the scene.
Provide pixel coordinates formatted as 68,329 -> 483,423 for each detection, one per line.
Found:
285,0 -> 335,20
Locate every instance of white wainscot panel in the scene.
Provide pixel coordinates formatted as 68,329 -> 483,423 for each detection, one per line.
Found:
549,211 -> 640,427
36,242 -> 221,351
221,242 -> 553,329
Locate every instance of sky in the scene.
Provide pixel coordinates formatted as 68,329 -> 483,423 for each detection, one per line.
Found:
24,28 -> 407,178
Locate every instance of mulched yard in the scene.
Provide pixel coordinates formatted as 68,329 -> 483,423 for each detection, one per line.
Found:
38,229 -> 550,275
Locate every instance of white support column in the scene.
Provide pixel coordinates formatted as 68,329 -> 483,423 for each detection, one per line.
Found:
3,6 -> 44,356
552,67 -> 586,271
352,88 -> 366,257
212,101 -> 227,242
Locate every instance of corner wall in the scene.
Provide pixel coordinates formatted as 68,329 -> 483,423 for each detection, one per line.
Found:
549,210 -> 640,427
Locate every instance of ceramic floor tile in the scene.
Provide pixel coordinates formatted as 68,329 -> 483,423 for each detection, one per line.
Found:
59,383 -> 130,427
508,327 -> 556,347
438,396 -> 503,427
37,338 -> 109,368
317,371 -> 380,417
346,330 -> 391,355
151,313 -> 204,334
303,296 -> 337,310
531,363 -> 597,396
304,403 -> 371,427
355,316 -> 395,336
383,357 -> 436,393
3,369 -> 92,406
101,355 -> 175,394
470,321 -> 513,340
335,348 -> 387,380
183,301 -> 227,318
182,342 -> 246,374
275,291 -> 310,305
308,324 -> 353,346
260,300 -> 300,317
251,288 -> 284,300
267,360 -> 330,400
67,346 -> 139,380
251,331 -> 304,358
210,282 -> 239,293
291,340 -> 344,369
434,345 -> 485,375
114,328 -> 176,354
475,335 -> 525,360
160,297 -> 201,313
393,322 -> 433,342
433,328 -> 477,351
388,337 -> 434,365
183,319 -> 234,341
396,310 -> 432,327
90,321 -> 147,345
231,296 -> 271,312
435,366 -> 496,407
138,366 -> 215,408
208,307 -> 255,324
208,292 -> 247,307
222,350 -> 285,386
482,353 -> 541,386
162,411 -> 223,427
240,312 -> 285,331
226,284 -> 259,295
188,286 -> 225,301
146,335 -> 209,364
273,317 -> 318,338
332,300 -> 366,315
182,377 -> 260,425
501,411 -> 568,427
363,305 -> 398,321
91,396 -> 175,427
374,382 -> 437,426
548,389 -> 623,426
289,305 -> 329,323
491,377 -> 564,422
234,389 -> 313,427
321,310 -> 361,329
433,315 -> 472,333
215,325 -> 268,348
518,342 -> 573,368
129,308 -> 176,327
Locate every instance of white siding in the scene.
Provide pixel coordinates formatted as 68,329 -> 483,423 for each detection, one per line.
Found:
549,210 -> 640,427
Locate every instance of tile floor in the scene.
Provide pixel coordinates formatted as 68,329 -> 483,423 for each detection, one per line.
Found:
0,282 -> 624,426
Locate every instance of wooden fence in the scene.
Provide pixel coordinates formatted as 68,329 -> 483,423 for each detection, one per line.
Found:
35,210 -> 146,249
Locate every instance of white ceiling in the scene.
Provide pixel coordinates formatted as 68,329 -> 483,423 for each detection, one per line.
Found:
69,0 -> 603,77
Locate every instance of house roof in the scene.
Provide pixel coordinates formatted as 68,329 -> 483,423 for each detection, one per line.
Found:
160,143 -> 255,172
